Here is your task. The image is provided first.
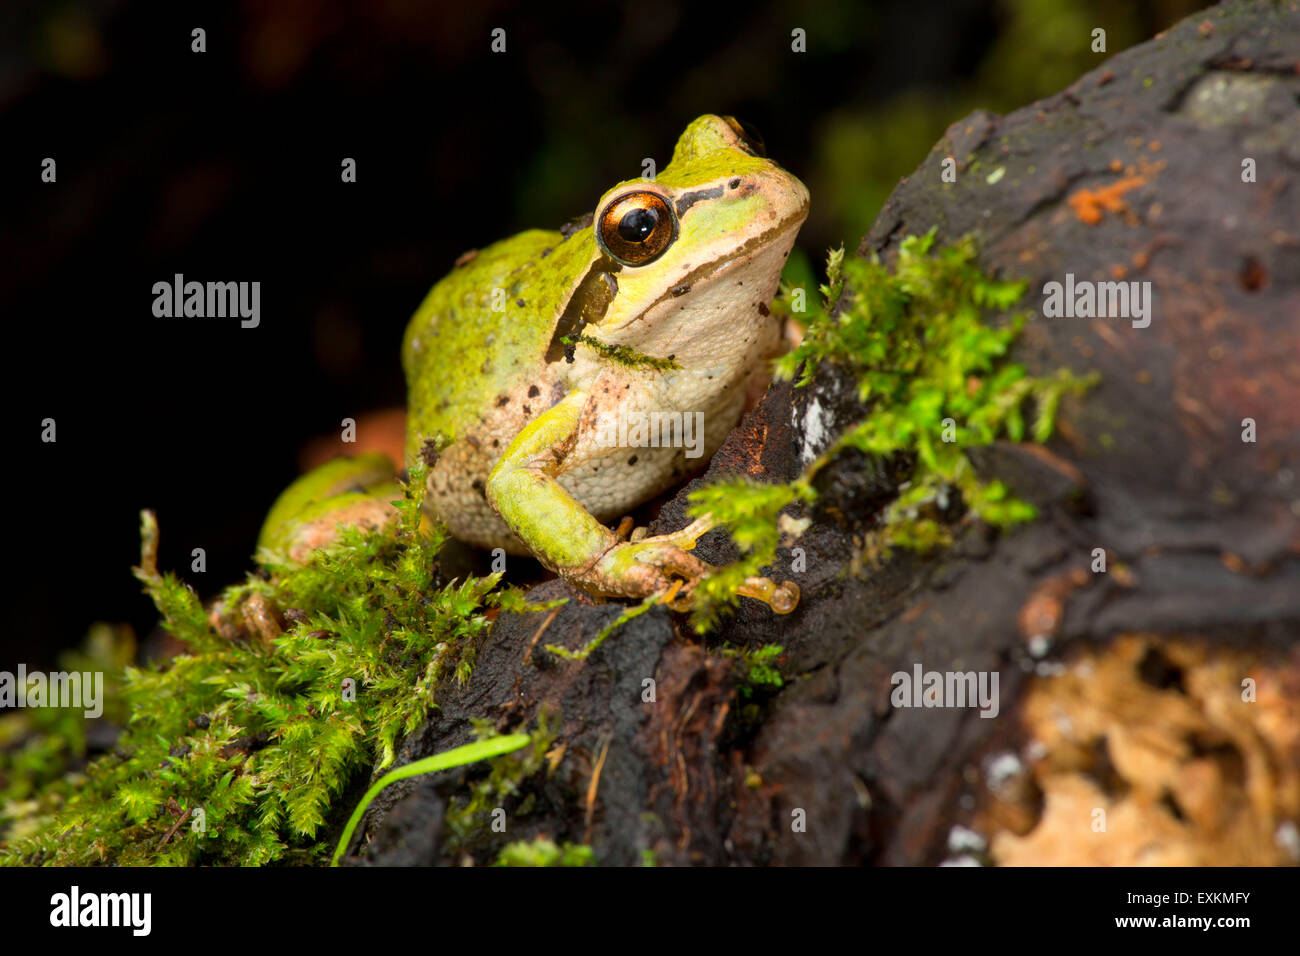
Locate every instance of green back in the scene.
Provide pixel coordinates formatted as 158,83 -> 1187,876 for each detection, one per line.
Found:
401,227 -> 599,464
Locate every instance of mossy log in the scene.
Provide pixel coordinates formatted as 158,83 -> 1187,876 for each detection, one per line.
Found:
351,0 -> 1300,866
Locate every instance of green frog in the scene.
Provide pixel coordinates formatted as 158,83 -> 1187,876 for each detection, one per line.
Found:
260,115 -> 808,613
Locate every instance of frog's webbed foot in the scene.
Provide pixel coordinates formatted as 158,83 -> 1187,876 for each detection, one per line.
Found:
573,515 -> 800,615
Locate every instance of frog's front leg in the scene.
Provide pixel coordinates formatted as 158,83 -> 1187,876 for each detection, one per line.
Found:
486,391 -> 798,613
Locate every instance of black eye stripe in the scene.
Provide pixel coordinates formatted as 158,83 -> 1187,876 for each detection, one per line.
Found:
674,185 -> 726,218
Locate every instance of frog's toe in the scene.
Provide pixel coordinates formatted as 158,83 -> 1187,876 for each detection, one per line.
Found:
654,569 -> 798,615
639,544 -> 709,581
660,579 -> 692,612
663,515 -> 716,550
738,576 -> 801,614
581,533 -> 798,616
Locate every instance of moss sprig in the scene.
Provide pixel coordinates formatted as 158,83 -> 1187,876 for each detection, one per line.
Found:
0,463 -> 527,866
689,230 -> 1096,630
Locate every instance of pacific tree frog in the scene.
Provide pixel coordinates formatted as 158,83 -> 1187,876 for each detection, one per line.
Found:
261,115 -> 809,614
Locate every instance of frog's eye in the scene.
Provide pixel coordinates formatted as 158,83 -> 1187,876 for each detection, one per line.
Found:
596,191 -> 678,267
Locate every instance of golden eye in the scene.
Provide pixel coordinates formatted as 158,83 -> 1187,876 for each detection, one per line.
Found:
596,190 -> 678,266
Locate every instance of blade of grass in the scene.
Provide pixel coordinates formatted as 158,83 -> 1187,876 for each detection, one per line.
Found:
331,733 -> 532,865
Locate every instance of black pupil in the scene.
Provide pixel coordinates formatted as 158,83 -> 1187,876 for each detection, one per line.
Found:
617,207 -> 658,243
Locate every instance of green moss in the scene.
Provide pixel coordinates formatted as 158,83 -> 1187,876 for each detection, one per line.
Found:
494,837 -> 594,867
571,334 -> 681,372
718,643 -> 786,728
687,479 -> 816,633
0,463 -> 538,866
688,231 -> 1096,631
722,644 -> 785,699
0,624 -> 134,841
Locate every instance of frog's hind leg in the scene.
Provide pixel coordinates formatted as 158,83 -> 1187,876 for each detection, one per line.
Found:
257,452 -> 403,565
